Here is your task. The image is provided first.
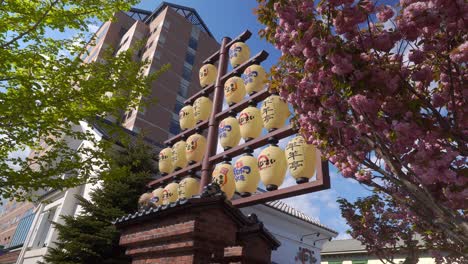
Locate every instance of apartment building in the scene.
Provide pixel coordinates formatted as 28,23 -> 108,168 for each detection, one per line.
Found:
82,3 -> 219,143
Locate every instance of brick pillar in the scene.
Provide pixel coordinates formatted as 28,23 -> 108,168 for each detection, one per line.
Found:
115,184 -> 280,264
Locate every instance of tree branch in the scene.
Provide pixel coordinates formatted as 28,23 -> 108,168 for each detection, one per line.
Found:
1,0 -> 59,49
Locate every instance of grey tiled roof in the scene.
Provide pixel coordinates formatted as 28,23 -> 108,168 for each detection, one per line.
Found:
322,235 -> 426,255
321,239 -> 367,254
264,200 -> 338,234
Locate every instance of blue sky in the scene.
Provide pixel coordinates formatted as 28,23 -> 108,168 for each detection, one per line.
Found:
133,0 -> 372,239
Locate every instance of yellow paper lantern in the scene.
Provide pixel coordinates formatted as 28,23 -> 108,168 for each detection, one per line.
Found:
285,136 -> 318,183
261,95 -> 290,131
234,154 -> 260,196
258,145 -> 287,191
162,182 -> 179,205
179,105 -> 195,130
138,192 -> 153,210
224,76 -> 246,105
158,147 -> 174,175
193,96 -> 213,123
178,177 -> 200,199
185,133 -> 206,163
219,116 -> 241,150
229,42 -> 250,68
238,106 -> 263,141
199,64 -> 217,87
172,140 -> 188,169
212,162 -> 236,200
243,64 -> 267,94
151,187 -> 164,206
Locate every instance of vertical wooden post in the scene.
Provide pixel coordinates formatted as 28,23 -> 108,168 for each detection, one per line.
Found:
199,37 -> 231,191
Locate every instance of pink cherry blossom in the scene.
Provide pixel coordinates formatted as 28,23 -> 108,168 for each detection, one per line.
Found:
257,0 -> 467,261
408,49 -> 425,64
377,5 -> 394,22
450,41 -> 468,64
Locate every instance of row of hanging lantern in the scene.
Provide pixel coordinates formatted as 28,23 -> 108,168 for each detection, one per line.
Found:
218,94 -> 289,151
139,176 -> 201,208
179,96 -> 213,130
222,63 -> 267,105
157,135 -> 318,201
212,135 -> 319,200
164,93 -> 291,175
199,41 -> 255,86
180,95 -> 288,153
158,132 -> 208,175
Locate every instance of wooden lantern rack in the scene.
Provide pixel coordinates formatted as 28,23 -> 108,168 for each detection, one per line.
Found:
148,30 -> 330,208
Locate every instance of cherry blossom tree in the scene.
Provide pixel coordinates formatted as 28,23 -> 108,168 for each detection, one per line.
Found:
256,0 -> 467,261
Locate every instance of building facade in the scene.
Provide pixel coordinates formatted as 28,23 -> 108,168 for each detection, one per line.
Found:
242,201 -> 338,264
82,3 -> 219,143
321,239 -> 437,264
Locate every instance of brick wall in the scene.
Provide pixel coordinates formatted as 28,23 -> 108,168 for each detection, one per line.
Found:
116,192 -> 280,264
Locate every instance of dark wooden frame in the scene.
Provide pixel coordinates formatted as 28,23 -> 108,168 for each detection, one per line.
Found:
148,30 -> 330,208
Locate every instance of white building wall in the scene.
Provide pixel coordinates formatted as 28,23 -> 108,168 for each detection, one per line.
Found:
242,205 -> 336,264
16,123 -> 103,264
321,256 -> 436,263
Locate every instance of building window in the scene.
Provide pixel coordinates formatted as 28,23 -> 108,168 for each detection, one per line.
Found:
178,80 -> 189,98
163,20 -> 171,29
146,41 -> 153,49
159,35 -> 166,45
188,37 -> 198,50
174,99 -> 184,114
169,118 -> 180,135
154,51 -> 161,60
185,52 -> 195,65
117,36 -> 129,52
133,126 -> 141,133
118,27 -> 128,38
31,208 -> 56,248
152,25 -> 159,34
190,26 -> 200,39
182,65 -> 192,82
351,261 -> 367,264
121,36 -> 129,45
138,105 -> 146,114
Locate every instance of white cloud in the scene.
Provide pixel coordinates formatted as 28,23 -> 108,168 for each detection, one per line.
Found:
282,192 -> 321,219
88,24 -> 100,33
281,176 -> 340,218
335,232 -> 352,240
6,147 -> 30,170
8,148 -> 30,159
383,19 -> 395,32
277,135 -> 292,149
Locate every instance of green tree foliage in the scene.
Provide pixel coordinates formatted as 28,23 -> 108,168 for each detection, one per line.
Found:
0,0 -> 166,200
41,138 -> 157,264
